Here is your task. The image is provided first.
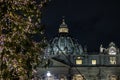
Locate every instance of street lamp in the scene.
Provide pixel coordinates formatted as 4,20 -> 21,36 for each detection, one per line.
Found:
46,71 -> 51,77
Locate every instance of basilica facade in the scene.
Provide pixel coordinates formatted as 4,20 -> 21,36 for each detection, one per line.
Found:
37,19 -> 120,80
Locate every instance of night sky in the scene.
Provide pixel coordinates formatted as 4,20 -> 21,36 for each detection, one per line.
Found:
42,0 -> 120,52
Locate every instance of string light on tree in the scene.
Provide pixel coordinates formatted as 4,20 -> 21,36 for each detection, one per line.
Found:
0,0 -> 51,79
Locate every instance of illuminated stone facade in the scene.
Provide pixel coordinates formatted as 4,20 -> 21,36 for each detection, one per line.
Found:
37,19 -> 120,80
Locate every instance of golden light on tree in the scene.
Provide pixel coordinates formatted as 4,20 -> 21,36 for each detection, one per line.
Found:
0,0 -> 50,79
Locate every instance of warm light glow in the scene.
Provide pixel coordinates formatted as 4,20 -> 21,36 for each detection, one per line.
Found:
76,59 -> 82,65
59,28 -> 68,33
110,57 -> 116,64
110,75 -> 117,80
73,74 -> 83,80
92,60 -> 96,65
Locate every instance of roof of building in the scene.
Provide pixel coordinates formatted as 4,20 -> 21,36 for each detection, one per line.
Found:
45,18 -> 83,57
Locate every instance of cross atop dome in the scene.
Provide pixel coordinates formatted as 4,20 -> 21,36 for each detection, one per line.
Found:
61,17 -> 66,25
59,17 -> 69,33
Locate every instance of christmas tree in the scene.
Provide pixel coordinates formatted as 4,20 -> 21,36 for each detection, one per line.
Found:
0,0 -> 49,79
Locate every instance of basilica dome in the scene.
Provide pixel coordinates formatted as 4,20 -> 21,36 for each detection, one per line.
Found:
45,19 -> 83,56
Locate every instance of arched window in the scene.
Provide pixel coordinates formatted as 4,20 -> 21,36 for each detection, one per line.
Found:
73,74 -> 84,80
108,46 -> 117,55
109,75 -> 117,80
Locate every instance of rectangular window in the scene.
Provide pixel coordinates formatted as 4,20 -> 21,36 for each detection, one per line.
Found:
92,60 -> 96,65
110,57 -> 116,64
76,59 -> 82,65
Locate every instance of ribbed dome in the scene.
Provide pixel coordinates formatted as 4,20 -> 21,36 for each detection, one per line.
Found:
46,35 -> 83,56
45,18 -> 83,56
